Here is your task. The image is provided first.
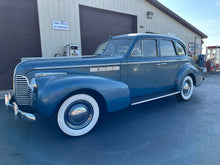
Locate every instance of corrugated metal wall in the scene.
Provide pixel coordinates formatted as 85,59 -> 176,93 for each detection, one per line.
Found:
37,0 -> 202,57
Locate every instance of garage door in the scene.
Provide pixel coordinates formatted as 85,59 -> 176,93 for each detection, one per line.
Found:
79,5 -> 137,55
0,0 -> 41,90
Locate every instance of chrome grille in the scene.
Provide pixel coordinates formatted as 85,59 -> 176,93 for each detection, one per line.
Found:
15,75 -> 32,106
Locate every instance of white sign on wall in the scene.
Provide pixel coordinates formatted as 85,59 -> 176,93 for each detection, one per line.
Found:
52,21 -> 69,31
167,33 -> 176,37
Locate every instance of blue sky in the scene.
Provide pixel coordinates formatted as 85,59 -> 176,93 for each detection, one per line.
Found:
158,0 -> 220,52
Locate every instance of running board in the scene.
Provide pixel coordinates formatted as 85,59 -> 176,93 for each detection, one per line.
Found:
131,91 -> 180,106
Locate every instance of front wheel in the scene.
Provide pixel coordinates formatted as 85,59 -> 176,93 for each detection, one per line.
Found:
56,94 -> 99,136
177,76 -> 194,101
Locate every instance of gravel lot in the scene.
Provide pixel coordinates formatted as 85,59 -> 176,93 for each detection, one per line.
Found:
0,73 -> 220,165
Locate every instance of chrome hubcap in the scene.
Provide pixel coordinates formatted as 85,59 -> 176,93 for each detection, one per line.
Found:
65,102 -> 94,130
183,80 -> 191,96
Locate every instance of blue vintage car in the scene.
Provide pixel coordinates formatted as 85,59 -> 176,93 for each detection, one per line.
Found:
5,33 -> 204,136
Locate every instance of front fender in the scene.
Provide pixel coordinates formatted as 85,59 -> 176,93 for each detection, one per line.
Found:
176,63 -> 204,90
35,74 -> 130,117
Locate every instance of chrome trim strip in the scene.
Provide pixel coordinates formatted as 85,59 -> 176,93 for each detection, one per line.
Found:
34,63 -> 121,70
131,91 -> 180,106
35,72 -> 67,77
34,59 -> 190,70
21,55 -> 97,61
122,59 -> 190,65
90,66 -> 120,72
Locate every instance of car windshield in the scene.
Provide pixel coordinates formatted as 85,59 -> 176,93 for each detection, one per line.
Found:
95,39 -> 131,56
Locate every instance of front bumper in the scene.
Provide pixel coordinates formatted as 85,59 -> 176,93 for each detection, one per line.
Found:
5,93 -> 36,122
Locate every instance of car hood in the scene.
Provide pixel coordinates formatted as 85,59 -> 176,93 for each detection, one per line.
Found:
15,55 -> 123,75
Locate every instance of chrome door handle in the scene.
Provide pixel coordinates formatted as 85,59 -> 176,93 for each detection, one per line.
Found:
155,64 -> 161,66
161,63 -> 167,65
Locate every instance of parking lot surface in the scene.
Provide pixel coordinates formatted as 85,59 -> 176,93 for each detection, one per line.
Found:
0,73 -> 220,165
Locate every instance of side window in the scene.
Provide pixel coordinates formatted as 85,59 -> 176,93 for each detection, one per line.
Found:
176,42 -> 186,56
142,40 -> 157,57
132,39 -> 157,57
132,40 -> 142,56
160,40 -> 176,57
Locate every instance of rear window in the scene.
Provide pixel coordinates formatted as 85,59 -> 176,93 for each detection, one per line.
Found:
160,40 -> 176,57
176,42 -> 186,56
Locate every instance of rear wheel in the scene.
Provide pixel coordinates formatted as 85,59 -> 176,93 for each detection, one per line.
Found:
177,76 -> 194,101
56,94 -> 99,136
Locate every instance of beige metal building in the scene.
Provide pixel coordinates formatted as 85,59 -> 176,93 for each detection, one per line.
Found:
0,0 -> 208,90
37,0 -> 207,57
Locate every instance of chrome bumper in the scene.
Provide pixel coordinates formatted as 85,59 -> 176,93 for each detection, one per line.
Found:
5,93 -> 36,122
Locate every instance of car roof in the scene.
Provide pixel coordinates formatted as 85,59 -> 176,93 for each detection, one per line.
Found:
112,33 -> 185,44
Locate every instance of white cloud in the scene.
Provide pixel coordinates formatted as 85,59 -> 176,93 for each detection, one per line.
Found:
216,1 -> 220,6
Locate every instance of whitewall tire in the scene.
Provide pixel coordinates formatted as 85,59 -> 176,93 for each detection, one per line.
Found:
178,76 -> 194,101
57,94 -> 99,136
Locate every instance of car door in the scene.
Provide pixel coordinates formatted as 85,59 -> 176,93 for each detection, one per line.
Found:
126,39 -> 162,98
159,39 -> 180,90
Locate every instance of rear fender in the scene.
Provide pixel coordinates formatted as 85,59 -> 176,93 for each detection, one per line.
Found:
176,63 -> 203,90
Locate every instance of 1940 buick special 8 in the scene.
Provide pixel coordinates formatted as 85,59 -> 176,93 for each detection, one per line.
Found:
5,33 -> 204,136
